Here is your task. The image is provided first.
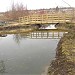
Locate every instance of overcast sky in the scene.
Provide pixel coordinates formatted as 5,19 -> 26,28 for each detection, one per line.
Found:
0,0 -> 75,12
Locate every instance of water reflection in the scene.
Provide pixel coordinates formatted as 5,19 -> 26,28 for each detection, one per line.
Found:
13,34 -> 22,44
0,29 -> 67,74
0,60 -> 6,73
30,31 -> 64,39
13,33 -> 29,44
13,30 -> 66,44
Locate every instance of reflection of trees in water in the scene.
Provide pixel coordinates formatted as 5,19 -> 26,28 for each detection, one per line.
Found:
13,34 -> 22,44
0,60 -> 6,73
13,33 -> 29,44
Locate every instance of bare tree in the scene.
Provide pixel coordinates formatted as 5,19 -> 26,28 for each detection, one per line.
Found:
5,2 -> 28,21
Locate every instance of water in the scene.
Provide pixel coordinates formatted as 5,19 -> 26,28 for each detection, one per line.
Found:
45,24 -> 56,29
0,30 -> 65,75
39,24 -> 56,29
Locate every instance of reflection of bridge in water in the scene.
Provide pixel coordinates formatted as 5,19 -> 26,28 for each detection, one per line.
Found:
28,30 -> 67,39
13,29 -> 68,44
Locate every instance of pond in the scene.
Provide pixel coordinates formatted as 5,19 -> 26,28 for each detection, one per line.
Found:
0,30 -> 66,75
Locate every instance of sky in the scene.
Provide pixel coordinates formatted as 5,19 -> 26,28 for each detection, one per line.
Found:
0,0 -> 75,12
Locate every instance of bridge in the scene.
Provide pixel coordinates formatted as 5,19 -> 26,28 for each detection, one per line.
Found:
19,11 -> 73,25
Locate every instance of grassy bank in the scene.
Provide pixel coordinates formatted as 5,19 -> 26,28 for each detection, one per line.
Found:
56,23 -> 75,31
0,25 -> 38,34
47,23 -> 75,75
0,28 -> 34,34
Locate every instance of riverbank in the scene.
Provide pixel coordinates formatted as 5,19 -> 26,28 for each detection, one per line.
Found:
47,23 -> 75,75
0,28 -> 35,34
0,25 -> 39,34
